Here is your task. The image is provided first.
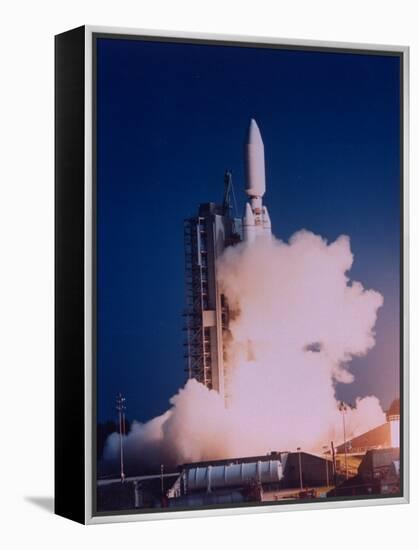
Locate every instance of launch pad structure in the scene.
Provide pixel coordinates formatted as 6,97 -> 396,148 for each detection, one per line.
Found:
183,178 -> 241,400
183,120 -> 271,403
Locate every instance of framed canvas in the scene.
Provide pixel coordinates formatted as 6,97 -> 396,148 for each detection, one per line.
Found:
55,26 -> 409,524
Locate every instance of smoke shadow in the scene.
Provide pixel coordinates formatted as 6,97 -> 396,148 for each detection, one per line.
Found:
25,496 -> 54,514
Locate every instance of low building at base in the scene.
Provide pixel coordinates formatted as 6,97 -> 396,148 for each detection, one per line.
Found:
167,451 -> 335,507
328,447 -> 400,497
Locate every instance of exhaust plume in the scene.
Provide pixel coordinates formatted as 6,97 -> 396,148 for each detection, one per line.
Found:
103,230 -> 385,471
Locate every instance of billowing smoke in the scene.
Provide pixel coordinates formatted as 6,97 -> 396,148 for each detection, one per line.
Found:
103,230 -> 385,472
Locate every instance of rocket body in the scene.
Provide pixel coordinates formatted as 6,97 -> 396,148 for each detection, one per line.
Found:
243,202 -> 256,243
243,119 -> 272,242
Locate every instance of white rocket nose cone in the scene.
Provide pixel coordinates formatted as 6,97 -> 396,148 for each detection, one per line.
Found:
247,119 -> 264,146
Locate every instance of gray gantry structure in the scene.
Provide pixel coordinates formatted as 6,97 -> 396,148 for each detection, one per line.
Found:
183,170 -> 241,402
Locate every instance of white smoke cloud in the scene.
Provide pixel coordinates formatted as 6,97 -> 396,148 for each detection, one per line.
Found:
103,230 -> 386,471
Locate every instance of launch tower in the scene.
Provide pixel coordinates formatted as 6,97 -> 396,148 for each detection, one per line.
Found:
183,172 -> 241,398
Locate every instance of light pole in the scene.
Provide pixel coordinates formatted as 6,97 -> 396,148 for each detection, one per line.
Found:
339,401 -> 348,479
116,393 -> 126,482
297,447 -> 303,490
160,464 -> 164,495
322,445 -> 330,487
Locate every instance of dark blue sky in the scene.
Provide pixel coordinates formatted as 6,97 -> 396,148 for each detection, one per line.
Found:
96,37 -> 401,423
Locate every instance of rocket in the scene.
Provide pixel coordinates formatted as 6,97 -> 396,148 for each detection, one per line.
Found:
243,119 -> 272,243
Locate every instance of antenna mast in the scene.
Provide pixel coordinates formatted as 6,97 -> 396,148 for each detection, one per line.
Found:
222,170 -> 233,215
116,393 -> 126,482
